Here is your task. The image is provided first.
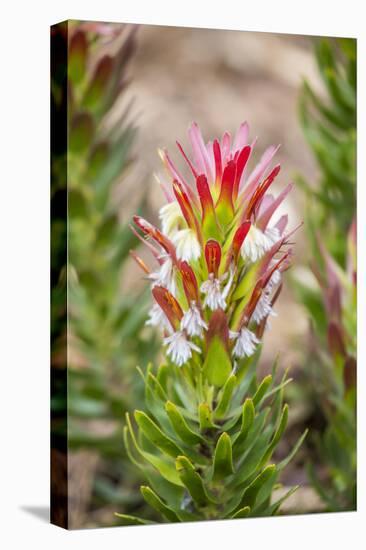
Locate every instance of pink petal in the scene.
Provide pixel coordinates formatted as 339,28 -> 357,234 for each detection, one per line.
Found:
188,122 -> 214,183
233,122 -> 249,152
221,131 -> 231,164
241,144 -> 280,198
275,214 -> 289,236
257,183 -> 293,230
161,148 -> 198,207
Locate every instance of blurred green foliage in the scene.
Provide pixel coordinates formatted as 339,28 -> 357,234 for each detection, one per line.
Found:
298,37 -> 356,265
295,37 -> 356,511
51,21 -> 159,525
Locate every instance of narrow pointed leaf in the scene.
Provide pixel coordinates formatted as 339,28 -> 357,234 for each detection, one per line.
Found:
237,464 -> 277,510
114,513 -> 154,525
214,375 -> 237,419
278,429 -> 308,471
267,486 -> 299,516
165,401 -> 204,445
125,413 -> 183,487
134,410 -> 183,458
231,506 -> 251,519
259,404 -> 289,467
176,455 -> 213,507
213,432 -> 234,480
234,398 -> 255,446
252,375 -> 272,406
140,486 -> 180,522
198,402 -> 216,431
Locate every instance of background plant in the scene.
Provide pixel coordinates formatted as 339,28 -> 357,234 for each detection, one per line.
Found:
51,21 -> 158,526
294,37 -> 356,511
117,122 -> 307,524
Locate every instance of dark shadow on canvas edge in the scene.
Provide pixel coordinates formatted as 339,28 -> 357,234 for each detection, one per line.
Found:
20,506 -> 50,523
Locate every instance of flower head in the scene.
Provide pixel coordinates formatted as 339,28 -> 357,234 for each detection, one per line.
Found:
132,122 -> 295,367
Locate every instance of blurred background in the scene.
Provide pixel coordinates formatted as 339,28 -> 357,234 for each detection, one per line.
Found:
51,21 -> 356,528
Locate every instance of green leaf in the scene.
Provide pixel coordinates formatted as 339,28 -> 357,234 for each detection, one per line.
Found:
125,413 -> 183,487
198,402 -> 216,431
134,410 -> 183,458
230,506 -> 251,519
114,512 -> 154,525
176,455 -> 214,507
236,465 -> 277,510
214,375 -> 237,419
140,486 -> 180,522
203,336 -> 232,387
267,486 -> 299,516
213,432 -> 234,480
278,429 -> 308,471
252,375 -> 272,406
165,401 -> 204,445
259,404 -> 289,466
234,398 -> 255,447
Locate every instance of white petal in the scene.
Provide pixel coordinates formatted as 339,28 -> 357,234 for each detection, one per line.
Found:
180,303 -> 208,337
149,256 -> 176,295
241,225 -> 279,263
201,276 -> 226,310
172,229 -> 201,262
146,303 -> 171,331
232,328 -> 260,358
159,201 -> 185,237
163,331 -> 201,367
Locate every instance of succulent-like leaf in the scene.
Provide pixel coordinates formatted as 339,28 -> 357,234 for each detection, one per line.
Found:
213,432 -> 234,480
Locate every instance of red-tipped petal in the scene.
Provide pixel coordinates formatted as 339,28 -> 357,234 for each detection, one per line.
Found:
180,261 -> 199,303
233,145 -> 251,201
246,164 -> 281,219
216,160 -> 236,225
160,148 -> 198,207
152,285 -> 183,330
172,180 -> 202,244
172,180 -> 196,230
232,221 -> 252,261
130,224 -> 162,262
133,215 -> 176,259
205,239 -> 222,277
196,174 -> 221,239
213,139 -> 222,187
196,174 -> 215,219
176,140 -> 198,178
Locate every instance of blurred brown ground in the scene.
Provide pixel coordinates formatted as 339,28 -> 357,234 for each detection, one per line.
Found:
115,25 -> 323,370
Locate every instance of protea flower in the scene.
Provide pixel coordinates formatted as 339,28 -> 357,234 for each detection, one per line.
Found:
119,123 -> 305,526
132,122 -> 294,370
